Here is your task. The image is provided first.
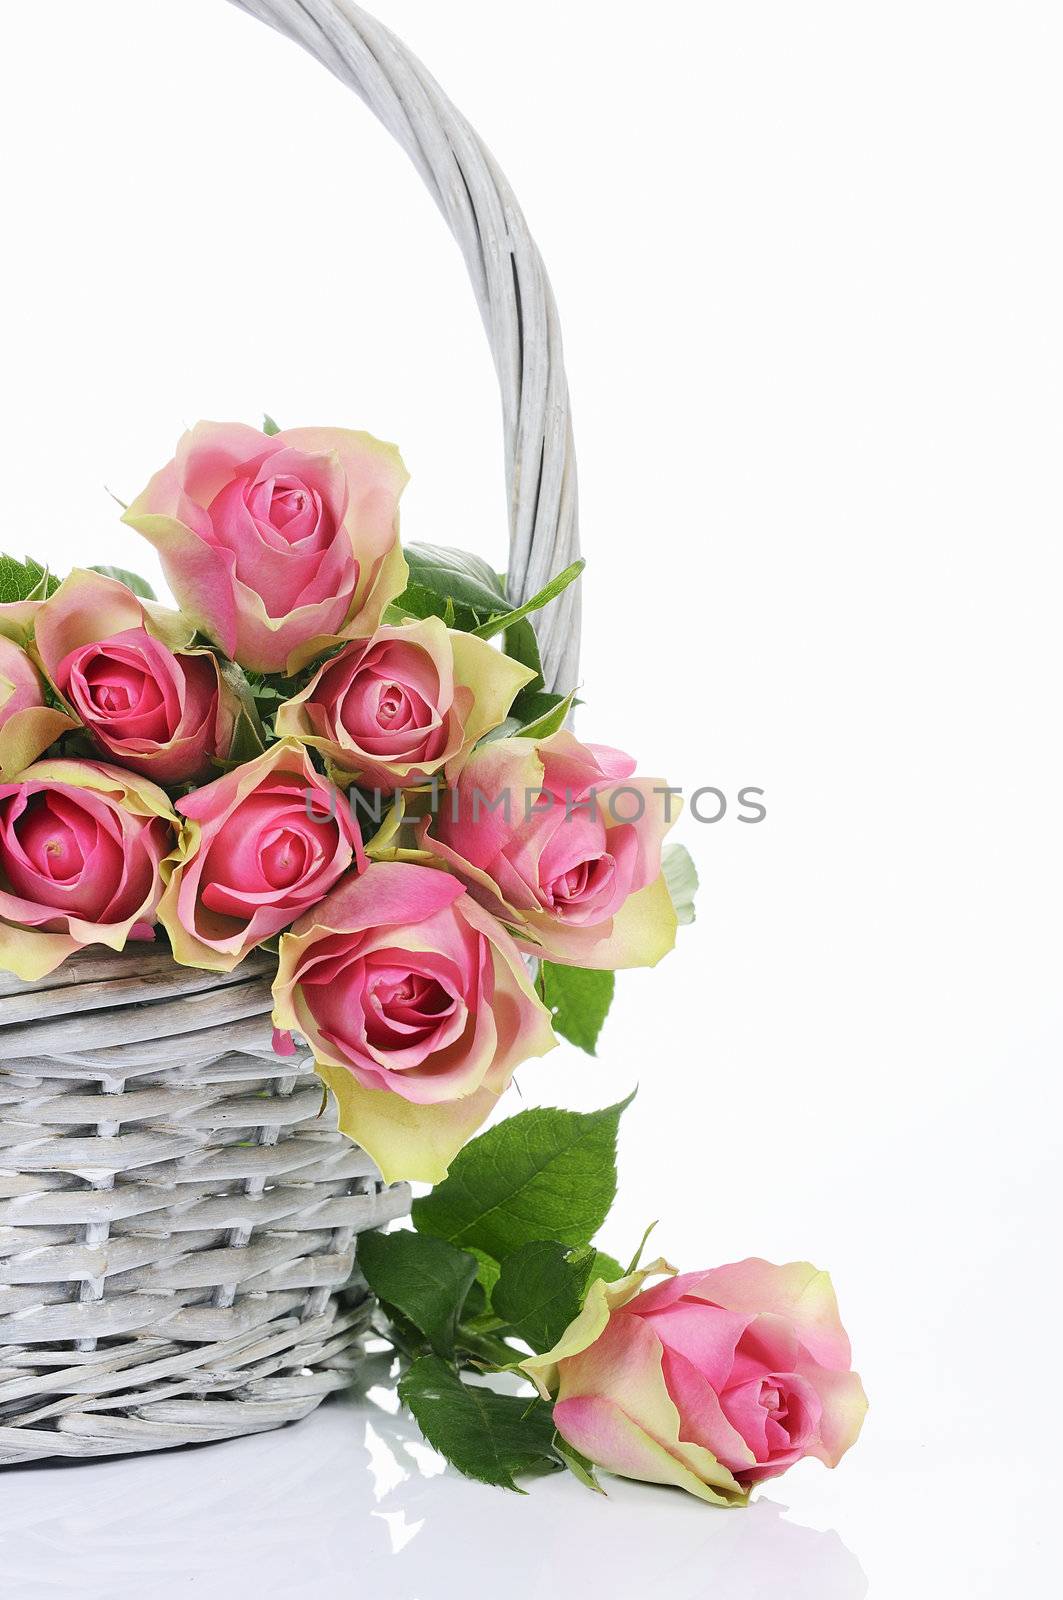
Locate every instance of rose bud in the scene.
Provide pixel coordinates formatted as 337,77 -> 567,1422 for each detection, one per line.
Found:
32,569 -> 240,784
428,731 -> 678,969
123,421 -> 409,675
523,1259 -> 868,1504
275,617 -> 534,791
0,635 -> 74,778
271,861 -> 557,1183
0,759 -> 177,981
159,739 -> 364,972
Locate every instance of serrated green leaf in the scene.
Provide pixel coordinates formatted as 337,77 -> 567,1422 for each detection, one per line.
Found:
662,842 -> 699,926
471,559 -> 585,643
403,543 -> 507,614
0,555 -> 59,605
263,414 -> 281,435
412,1095 -> 634,1260
358,1230 -> 478,1358
398,1357 -> 558,1489
88,565 -> 157,601
493,1241 -> 596,1353
538,963 -> 615,1055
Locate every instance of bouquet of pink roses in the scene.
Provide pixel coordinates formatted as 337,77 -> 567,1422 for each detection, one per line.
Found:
0,417 -> 865,1500
0,418 -> 681,1183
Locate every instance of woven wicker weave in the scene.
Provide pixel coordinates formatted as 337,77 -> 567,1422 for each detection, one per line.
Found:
0,949 -> 411,1463
0,1 -> 578,1461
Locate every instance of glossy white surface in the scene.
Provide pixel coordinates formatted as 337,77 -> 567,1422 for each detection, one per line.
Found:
0,1378 -> 872,1600
1,1 -> 1060,1593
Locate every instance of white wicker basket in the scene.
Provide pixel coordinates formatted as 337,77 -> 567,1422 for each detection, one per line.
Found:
0,0 -> 579,1462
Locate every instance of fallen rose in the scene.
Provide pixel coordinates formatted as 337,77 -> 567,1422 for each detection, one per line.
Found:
523,1258 -> 868,1504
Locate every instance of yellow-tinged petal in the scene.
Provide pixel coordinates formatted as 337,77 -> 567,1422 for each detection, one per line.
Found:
19,759 -> 178,822
546,1309 -> 748,1505
0,922 -> 80,983
528,871 -> 679,971
142,600 -> 198,652
0,707 -> 76,779
521,1260 -> 678,1399
361,791 -> 408,855
314,1062 -> 503,1185
802,1365 -> 869,1466
552,1396 -> 748,1507
0,601 -> 41,646
447,631 -> 537,754
155,820 -> 218,970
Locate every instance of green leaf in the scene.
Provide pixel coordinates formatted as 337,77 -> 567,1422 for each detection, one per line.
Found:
412,1095 -> 634,1260
480,689 -> 577,746
493,1241 -> 597,1353
662,843 -> 699,926
503,617 -> 544,693
514,689 -> 575,740
471,559 -> 585,642
403,543 -> 508,614
88,565 -> 157,601
226,710 -> 267,765
552,1432 -> 605,1494
538,963 -> 615,1056
0,555 -> 59,605
459,1245 -> 503,1324
262,414 -> 281,436
358,1230 -> 478,1358
398,1357 -> 558,1490
587,1249 -> 625,1284
469,1246 -> 502,1301
385,583 -> 482,634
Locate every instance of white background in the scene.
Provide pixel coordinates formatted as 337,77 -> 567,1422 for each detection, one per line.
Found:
1,2 -> 1060,1595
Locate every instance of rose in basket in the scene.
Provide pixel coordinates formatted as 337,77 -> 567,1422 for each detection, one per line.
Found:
0,418 -> 863,1505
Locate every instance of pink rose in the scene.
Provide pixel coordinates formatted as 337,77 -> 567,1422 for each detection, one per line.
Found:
428,731 -> 679,969
275,617 -> 534,790
32,570 -> 240,784
159,739 -> 364,972
123,422 -> 409,675
271,862 -> 557,1183
524,1259 -> 868,1505
0,635 -> 74,778
0,759 -> 177,981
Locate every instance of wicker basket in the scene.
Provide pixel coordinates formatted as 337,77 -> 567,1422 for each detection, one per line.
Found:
0,0 -> 579,1463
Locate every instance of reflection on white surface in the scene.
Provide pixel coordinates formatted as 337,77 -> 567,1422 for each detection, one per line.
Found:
0,1364 -> 866,1600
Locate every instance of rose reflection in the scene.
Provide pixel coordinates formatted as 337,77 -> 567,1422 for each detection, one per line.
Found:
0,1377 -> 867,1600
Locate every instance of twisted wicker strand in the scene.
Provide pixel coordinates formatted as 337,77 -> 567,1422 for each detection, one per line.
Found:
227,0 -> 581,695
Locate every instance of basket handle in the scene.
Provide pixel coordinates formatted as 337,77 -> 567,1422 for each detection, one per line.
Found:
227,0 -> 580,697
